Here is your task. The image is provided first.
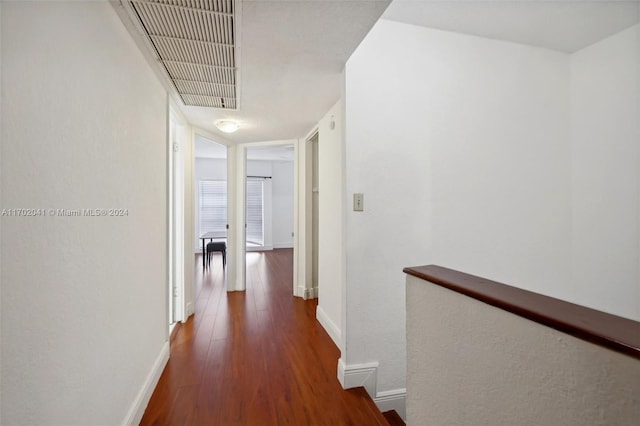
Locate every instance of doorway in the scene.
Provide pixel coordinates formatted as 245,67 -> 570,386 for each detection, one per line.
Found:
194,134 -> 229,271
243,143 -> 296,282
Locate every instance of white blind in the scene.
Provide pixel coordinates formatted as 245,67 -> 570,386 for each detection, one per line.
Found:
199,180 -> 227,235
246,179 -> 264,245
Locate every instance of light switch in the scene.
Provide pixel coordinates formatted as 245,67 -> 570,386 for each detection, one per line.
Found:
353,193 -> 364,211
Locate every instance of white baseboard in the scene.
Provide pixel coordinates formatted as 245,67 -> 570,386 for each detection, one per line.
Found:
374,388 -> 407,421
246,245 -> 273,252
296,285 -> 317,300
337,359 -> 406,421
273,242 -> 293,249
185,301 -> 194,318
306,286 -> 318,299
316,305 -> 341,349
122,342 -> 170,426
337,358 -> 378,396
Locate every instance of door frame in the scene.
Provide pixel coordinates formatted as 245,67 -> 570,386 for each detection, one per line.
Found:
191,127 -> 238,293
295,129 -> 319,299
187,133 -> 313,297
234,139 -> 300,293
168,106 -> 187,327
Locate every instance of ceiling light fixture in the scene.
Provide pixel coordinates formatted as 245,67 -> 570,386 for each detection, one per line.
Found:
215,120 -> 240,133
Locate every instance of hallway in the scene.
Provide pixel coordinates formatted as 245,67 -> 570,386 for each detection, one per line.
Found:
140,249 -> 386,425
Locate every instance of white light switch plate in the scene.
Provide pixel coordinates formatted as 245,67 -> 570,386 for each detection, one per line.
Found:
353,193 -> 364,211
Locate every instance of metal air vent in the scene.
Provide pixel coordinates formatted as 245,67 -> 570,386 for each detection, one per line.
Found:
129,0 -> 238,109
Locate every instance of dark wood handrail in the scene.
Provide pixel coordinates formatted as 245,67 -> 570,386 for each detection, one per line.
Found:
404,265 -> 640,360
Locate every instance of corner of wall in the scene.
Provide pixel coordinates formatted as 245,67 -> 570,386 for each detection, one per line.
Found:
336,359 -> 406,420
122,342 -> 170,426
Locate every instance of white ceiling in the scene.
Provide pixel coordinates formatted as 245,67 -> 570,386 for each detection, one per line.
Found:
382,0 -> 640,53
182,0 -> 390,144
120,0 -> 639,147
195,134 -> 294,160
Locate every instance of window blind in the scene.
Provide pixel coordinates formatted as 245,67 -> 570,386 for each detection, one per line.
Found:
199,180 -> 227,236
246,179 -> 264,245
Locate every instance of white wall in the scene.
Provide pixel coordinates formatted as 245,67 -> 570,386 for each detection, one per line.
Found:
407,275 -> 640,426
316,100 -> 346,350
344,19 -> 573,401
272,161 -> 295,248
1,2 -> 168,424
570,24 -> 640,319
0,3 -> 3,422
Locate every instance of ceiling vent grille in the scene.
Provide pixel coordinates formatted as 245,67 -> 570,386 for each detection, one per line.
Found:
129,0 -> 238,109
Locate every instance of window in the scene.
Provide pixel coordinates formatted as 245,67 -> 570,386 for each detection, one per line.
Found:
246,179 -> 264,246
199,180 -> 227,236
199,179 -> 265,248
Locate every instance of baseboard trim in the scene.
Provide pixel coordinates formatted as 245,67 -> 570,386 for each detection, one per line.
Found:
337,359 -> 406,421
122,341 -> 169,426
306,286 -> 318,299
297,285 -> 317,300
316,305 -> 341,349
337,358 -> 378,397
273,242 -> 293,249
374,388 -> 407,421
246,245 -> 273,252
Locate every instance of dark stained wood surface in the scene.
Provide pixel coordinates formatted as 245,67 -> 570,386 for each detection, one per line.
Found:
141,249 -> 391,425
382,410 -> 406,426
404,265 -> 640,360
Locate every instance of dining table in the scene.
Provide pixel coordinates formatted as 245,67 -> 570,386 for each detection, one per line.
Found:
200,231 -> 227,269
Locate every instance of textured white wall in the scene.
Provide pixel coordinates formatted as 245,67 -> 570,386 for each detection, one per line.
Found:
344,19 -> 570,395
570,24 -> 640,320
1,2 -> 167,424
316,100 -> 346,350
406,275 -> 640,426
0,2 -> 3,422
272,161 -> 294,248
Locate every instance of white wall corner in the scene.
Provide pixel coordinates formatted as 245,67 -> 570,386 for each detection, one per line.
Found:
336,360 -> 406,420
122,342 -> 170,426
316,305 -> 340,348
336,359 -> 378,397
374,388 -> 407,421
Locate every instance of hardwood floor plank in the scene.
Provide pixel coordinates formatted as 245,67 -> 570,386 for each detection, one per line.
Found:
140,249 -> 388,425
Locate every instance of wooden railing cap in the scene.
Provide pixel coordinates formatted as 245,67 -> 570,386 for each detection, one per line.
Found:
404,265 -> 640,360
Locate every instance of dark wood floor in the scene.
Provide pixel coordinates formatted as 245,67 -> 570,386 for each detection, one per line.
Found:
140,249 -> 389,425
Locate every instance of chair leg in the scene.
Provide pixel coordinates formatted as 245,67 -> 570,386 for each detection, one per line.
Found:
222,250 -> 226,267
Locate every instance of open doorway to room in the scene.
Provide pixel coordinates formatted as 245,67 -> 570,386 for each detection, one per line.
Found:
194,135 -> 228,273
244,144 -> 295,286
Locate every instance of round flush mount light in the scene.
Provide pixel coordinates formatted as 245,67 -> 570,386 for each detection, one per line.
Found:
215,120 -> 240,133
